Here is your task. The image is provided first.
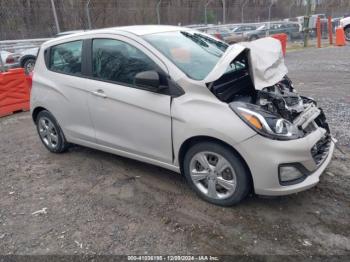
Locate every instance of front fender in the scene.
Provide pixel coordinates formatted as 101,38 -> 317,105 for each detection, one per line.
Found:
171,93 -> 256,166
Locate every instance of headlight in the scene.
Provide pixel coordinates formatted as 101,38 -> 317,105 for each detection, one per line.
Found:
230,102 -> 301,140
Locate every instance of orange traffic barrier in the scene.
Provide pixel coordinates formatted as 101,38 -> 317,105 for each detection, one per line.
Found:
316,17 -> 321,48
335,27 -> 346,46
0,68 -> 31,117
328,16 -> 333,45
271,33 -> 287,56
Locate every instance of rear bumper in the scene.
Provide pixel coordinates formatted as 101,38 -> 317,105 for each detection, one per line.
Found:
235,127 -> 334,196
4,63 -> 20,69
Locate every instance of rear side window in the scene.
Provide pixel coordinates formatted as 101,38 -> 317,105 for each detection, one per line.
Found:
49,40 -> 83,75
92,38 -> 158,86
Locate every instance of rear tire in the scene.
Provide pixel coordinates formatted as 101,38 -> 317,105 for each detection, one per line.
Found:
249,35 -> 259,41
23,58 -> 35,74
36,110 -> 69,153
345,26 -> 350,41
183,142 -> 251,206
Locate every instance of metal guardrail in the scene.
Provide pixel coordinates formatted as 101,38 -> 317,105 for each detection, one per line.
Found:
0,38 -> 51,44
0,17 -> 342,54
0,38 -> 51,53
189,21 -> 265,31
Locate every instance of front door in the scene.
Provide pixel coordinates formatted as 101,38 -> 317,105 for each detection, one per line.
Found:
86,37 -> 173,164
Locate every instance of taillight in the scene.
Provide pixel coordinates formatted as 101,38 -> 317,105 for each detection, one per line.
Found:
6,55 -> 15,64
214,33 -> 223,40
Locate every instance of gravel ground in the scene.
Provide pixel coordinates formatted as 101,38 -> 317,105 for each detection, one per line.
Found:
0,46 -> 349,256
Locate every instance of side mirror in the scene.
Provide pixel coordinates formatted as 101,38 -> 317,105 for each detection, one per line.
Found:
134,70 -> 160,91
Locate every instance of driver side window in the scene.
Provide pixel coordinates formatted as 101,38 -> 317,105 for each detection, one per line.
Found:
92,38 -> 158,87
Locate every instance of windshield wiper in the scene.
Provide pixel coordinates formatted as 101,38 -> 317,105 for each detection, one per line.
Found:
180,31 -> 224,57
193,33 -> 228,52
180,31 -> 209,48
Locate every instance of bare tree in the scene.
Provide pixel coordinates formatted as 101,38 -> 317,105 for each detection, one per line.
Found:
1,0 -> 349,40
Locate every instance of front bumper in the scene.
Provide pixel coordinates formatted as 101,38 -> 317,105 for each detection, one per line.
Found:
235,127 -> 334,196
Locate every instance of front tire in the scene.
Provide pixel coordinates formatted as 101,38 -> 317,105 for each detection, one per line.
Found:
36,110 -> 69,153
183,142 -> 251,206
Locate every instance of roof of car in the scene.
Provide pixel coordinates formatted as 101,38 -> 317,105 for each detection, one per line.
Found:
105,25 -> 186,35
43,25 -> 189,46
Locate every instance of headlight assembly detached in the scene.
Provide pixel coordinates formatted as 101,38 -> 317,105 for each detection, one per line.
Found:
230,102 -> 302,140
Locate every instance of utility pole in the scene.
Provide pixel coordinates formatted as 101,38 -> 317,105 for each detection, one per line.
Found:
156,0 -> 162,25
204,0 -> 213,25
241,0 -> 249,23
222,0 -> 226,24
289,0 -> 295,18
50,0 -> 60,33
267,0 -> 274,36
303,0 -> 312,47
86,0 -> 92,29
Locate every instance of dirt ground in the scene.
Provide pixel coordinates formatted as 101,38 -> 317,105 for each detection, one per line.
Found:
0,46 -> 349,256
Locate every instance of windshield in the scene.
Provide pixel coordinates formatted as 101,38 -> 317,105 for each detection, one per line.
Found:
143,31 -> 228,80
257,25 -> 266,30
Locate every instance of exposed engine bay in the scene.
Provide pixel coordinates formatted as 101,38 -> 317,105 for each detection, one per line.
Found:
208,50 -> 330,140
255,76 -> 329,133
205,37 -> 332,167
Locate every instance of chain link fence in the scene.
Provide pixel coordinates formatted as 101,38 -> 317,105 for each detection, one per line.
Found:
1,0 -> 350,41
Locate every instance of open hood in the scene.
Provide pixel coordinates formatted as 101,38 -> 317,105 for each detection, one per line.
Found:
204,37 -> 288,90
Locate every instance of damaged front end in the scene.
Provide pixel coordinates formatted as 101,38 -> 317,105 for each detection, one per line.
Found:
206,38 -> 332,165
229,76 -> 330,141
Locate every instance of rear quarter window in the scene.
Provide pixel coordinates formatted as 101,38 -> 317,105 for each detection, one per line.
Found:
49,40 -> 83,75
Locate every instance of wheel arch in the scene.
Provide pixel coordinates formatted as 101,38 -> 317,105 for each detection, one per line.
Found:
32,106 -> 47,123
20,55 -> 36,67
178,136 -> 253,189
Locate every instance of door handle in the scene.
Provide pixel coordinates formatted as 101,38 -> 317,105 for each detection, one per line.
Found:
91,89 -> 107,98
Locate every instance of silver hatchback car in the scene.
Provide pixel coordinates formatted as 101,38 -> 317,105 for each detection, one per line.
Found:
30,25 -> 334,206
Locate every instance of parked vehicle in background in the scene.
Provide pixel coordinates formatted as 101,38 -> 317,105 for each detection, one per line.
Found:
332,17 -> 342,29
231,25 -> 257,33
31,25 -> 334,206
309,14 -> 326,29
243,22 -> 301,41
204,27 -> 233,42
55,30 -> 86,37
20,47 -> 38,74
0,50 -> 20,70
340,16 -> 350,41
228,25 -> 258,43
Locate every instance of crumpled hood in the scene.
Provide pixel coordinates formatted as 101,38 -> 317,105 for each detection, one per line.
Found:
204,37 -> 288,90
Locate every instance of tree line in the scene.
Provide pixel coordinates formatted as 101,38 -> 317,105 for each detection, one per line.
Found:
1,0 -> 349,40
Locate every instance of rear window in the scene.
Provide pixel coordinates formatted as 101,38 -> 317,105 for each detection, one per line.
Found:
49,40 -> 83,75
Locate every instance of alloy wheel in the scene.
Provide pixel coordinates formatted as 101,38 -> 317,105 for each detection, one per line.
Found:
25,60 -> 35,74
38,117 -> 59,149
189,151 -> 237,200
